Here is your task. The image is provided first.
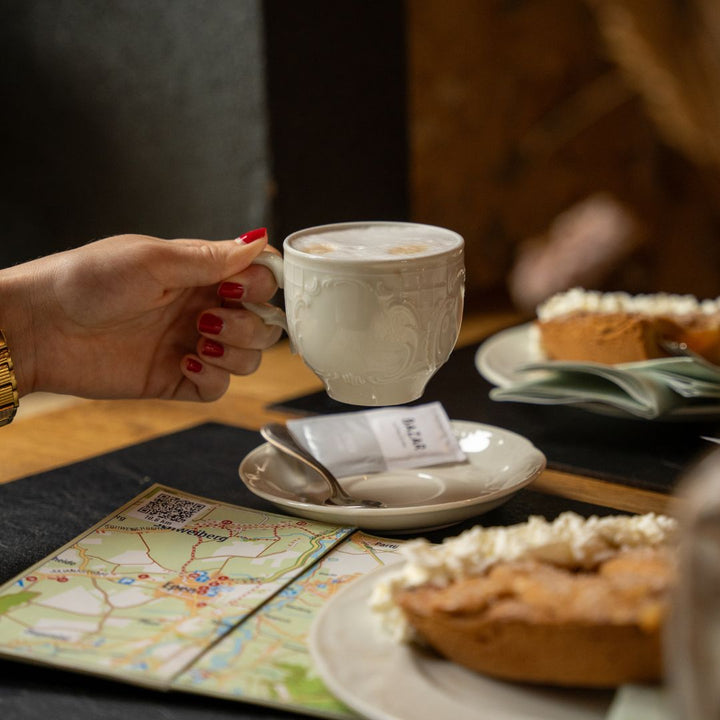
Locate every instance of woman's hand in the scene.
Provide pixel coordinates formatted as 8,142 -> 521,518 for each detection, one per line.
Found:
0,231 -> 282,401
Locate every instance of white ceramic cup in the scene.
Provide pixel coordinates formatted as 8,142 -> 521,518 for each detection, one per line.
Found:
244,221 -> 465,406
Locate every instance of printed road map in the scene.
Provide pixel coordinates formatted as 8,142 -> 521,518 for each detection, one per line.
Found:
0,485 -> 402,716
176,531 -> 402,717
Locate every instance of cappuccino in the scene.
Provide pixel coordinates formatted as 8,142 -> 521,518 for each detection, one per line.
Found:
289,223 -> 460,261
248,221 -> 465,405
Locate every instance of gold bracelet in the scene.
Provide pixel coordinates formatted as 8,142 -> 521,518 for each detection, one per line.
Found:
0,330 -> 19,426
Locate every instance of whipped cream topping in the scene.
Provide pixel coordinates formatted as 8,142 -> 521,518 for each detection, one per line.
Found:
537,287 -> 720,321
370,512 -> 677,641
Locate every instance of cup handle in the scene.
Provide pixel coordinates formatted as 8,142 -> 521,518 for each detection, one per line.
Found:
242,251 -> 294,350
249,251 -> 284,289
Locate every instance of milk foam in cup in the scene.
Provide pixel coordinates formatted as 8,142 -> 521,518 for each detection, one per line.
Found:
289,224 -> 460,260
247,221 -> 465,406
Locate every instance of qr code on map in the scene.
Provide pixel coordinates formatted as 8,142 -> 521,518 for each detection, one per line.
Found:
129,492 -> 213,528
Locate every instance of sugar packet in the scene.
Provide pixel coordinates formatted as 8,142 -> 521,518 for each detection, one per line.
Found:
286,402 -> 466,478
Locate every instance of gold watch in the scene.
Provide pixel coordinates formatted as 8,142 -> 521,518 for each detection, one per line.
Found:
0,330 -> 19,426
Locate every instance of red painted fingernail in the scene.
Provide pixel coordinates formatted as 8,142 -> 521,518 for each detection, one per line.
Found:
186,358 -> 203,373
199,313 -> 223,334
237,227 -> 266,244
218,282 -> 245,300
201,339 -> 225,358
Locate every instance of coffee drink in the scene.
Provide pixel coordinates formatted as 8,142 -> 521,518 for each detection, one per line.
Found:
248,221 -> 465,406
289,224 -> 460,261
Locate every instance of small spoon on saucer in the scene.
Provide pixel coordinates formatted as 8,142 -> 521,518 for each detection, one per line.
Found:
260,423 -> 385,508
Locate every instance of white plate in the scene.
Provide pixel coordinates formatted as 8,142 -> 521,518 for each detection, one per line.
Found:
309,564 -> 613,720
475,323 -> 544,388
476,323 -> 720,420
238,420 -> 545,533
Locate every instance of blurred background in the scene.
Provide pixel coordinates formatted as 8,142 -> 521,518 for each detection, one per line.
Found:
2,0 -> 720,312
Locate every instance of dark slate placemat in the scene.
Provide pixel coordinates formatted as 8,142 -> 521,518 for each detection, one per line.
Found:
2,421 -> 623,720
271,341 -> 720,495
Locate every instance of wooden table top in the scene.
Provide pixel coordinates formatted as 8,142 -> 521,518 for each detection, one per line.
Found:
1,311 -> 673,516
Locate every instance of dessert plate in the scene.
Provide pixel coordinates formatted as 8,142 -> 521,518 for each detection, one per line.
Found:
238,420 -> 545,533
309,564 -> 613,720
476,323 -> 720,420
475,322 -> 543,388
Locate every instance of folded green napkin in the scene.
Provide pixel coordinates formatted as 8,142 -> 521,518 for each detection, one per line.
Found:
625,356 -> 720,398
490,357 -> 720,420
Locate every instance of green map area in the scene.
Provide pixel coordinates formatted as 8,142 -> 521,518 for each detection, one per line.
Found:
0,485 -> 401,717
177,532 -> 402,717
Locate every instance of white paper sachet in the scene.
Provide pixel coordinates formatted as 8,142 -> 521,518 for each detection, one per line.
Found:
286,402 -> 466,478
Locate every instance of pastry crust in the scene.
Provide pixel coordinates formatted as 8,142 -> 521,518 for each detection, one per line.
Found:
537,312 -> 677,363
395,547 -> 674,688
535,289 -> 720,364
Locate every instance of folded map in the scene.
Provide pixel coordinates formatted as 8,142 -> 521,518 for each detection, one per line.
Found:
0,484 -> 403,719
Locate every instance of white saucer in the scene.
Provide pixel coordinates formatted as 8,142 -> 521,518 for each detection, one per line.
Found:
309,564 -> 612,720
238,420 -> 545,533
